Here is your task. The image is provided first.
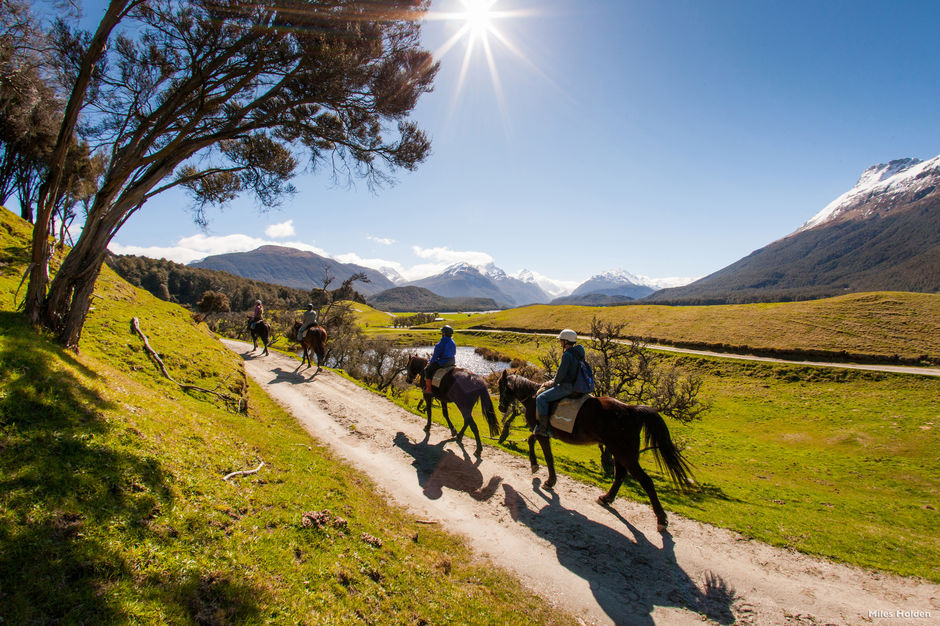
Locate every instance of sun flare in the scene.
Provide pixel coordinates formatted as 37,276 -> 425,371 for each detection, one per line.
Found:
461,0 -> 497,36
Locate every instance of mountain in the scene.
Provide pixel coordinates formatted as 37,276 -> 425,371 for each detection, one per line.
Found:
511,269 -> 574,299
646,156 -> 940,304
406,262 -> 551,307
190,245 -> 395,296
550,293 -> 636,306
561,270 -> 656,303
367,286 -> 500,312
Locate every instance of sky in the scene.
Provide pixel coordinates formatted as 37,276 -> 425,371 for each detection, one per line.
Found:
91,0 -> 940,288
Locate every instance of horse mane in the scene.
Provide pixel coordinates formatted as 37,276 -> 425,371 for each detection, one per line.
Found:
508,373 -> 539,398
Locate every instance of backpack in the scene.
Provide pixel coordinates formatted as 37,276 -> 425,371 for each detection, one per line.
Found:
573,357 -> 595,394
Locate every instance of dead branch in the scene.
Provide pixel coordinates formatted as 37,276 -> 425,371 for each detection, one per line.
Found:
131,317 -> 244,411
223,461 -> 264,481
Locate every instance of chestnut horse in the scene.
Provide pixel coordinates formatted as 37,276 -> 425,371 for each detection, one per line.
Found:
292,321 -> 327,372
496,370 -> 693,531
404,355 -> 499,457
245,317 -> 270,356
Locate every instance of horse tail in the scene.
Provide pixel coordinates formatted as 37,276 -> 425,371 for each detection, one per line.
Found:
479,389 -> 500,437
640,407 -> 694,490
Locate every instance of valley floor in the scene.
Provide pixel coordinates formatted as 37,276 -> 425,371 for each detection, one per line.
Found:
224,340 -> 939,626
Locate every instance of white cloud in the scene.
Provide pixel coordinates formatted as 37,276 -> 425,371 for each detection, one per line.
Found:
367,234 -> 395,245
411,245 -> 494,267
265,219 -> 295,238
109,233 -> 327,264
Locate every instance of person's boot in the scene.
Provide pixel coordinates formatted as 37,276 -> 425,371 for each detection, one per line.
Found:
533,413 -> 551,437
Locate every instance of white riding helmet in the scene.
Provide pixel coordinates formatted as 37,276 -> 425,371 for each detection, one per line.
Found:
558,329 -> 578,343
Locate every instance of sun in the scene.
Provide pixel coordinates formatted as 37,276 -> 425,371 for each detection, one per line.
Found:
461,0 -> 497,36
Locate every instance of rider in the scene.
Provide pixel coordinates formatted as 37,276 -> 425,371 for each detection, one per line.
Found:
424,325 -> 456,394
251,299 -> 264,330
534,329 -> 584,436
297,303 -> 319,341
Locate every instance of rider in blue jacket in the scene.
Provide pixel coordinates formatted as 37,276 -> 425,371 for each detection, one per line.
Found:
424,325 -> 456,393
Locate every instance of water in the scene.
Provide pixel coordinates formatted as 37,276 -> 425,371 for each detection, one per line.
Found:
413,346 -> 511,377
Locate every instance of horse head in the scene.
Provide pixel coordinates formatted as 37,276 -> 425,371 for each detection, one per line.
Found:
404,354 -> 426,384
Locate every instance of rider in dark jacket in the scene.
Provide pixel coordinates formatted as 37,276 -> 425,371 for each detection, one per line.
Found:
424,325 -> 456,393
534,329 -> 583,436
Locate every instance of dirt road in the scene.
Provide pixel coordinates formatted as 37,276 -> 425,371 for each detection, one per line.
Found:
224,340 -> 939,625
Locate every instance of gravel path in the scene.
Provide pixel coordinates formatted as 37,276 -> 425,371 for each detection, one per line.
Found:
224,340 -> 939,625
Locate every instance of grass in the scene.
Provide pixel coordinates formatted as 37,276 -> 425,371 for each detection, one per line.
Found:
372,328 -> 940,582
421,295 -> 940,363
0,207 -> 575,623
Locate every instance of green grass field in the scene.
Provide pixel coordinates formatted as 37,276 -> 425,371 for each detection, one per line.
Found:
422,295 -> 940,363
375,328 -> 940,581
0,207 -> 574,623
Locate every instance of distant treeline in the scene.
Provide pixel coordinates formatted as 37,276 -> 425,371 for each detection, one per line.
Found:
107,254 -> 366,311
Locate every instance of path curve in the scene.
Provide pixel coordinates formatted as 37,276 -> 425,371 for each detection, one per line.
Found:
224,340 -> 939,625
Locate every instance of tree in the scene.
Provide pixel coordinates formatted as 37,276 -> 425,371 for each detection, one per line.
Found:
197,289 -> 230,315
24,0 -> 438,348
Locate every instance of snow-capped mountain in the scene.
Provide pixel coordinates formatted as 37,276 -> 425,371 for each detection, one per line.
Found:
512,269 -> 577,298
377,266 -> 406,284
569,270 -> 655,300
407,262 -> 550,307
647,154 -> 940,303
800,156 -> 940,232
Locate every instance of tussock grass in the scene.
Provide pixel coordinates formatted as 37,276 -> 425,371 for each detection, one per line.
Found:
0,207 -> 573,623
437,296 -> 940,363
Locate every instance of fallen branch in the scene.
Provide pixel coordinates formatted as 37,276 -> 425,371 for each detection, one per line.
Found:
223,461 -> 264,481
131,317 -> 245,411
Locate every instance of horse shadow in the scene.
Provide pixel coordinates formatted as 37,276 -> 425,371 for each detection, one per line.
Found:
267,367 -> 316,385
502,483 -> 737,625
393,431 -> 502,501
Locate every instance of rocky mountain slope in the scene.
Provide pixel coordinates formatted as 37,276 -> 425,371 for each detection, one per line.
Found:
646,155 -> 940,304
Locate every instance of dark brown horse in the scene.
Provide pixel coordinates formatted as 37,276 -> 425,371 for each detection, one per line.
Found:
496,370 -> 693,531
405,355 -> 499,457
246,317 -> 270,356
292,321 -> 327,372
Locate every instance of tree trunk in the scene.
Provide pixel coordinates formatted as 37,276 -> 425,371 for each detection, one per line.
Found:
42,225 -> 111,349
22,0 -> 132,326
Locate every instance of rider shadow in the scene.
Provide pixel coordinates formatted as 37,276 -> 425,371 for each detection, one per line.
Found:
502,483 -> 737,625
268,367 -> 316,385
393,431 -> 502,502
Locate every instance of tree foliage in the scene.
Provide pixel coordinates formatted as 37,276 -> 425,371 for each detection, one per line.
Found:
25,0 -> 438,348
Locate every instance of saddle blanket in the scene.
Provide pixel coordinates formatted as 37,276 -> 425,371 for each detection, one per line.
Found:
550,395 -> 591,433
431,365 -> 455,388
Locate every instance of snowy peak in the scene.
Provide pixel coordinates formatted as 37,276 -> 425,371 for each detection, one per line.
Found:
800,154 -> 940,232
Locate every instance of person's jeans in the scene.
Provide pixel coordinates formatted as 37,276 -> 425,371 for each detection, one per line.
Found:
536,385 -> 571,417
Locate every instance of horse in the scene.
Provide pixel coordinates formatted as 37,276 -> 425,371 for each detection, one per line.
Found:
245,317 -> 271,356
291,321 -> 327,372
404,355 -> 500,458
496,370 -> 693,531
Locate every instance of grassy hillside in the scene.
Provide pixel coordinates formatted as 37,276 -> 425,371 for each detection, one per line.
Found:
0,207 -> 572,623
440,294 -> 940,364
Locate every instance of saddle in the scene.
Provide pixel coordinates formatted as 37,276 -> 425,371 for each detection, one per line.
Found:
549,394 -> 590,433
431,365 -> 455,388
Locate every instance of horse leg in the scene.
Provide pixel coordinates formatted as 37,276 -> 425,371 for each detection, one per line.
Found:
262,336 -> 269,356
625,457 -> 669,532
459,404 -> 483,457
527,434 -> 539,473
539,436 -> 557,489
440,400 -> 458,436
423,392 -> 434,431
598,463 -> 628,505
498,411 -> 514,444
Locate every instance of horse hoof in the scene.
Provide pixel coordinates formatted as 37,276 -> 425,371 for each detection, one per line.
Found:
423,424 -> 431,432
474,449 -> 483,458
657,522 -> 668,532
544,479 -> 556,490
530,464 -> 539,474
597,495 -> 612,506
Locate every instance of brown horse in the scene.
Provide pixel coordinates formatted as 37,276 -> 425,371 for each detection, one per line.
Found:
496,370 -> 693,531
246,317 -> 270,356
292,321 -> 327,372
405,355 -> 499,457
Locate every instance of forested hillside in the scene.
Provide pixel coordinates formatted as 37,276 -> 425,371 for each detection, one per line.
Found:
106,254 -> 366,312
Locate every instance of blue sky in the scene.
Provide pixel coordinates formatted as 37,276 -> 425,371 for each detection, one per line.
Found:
99,0 -> 940,288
